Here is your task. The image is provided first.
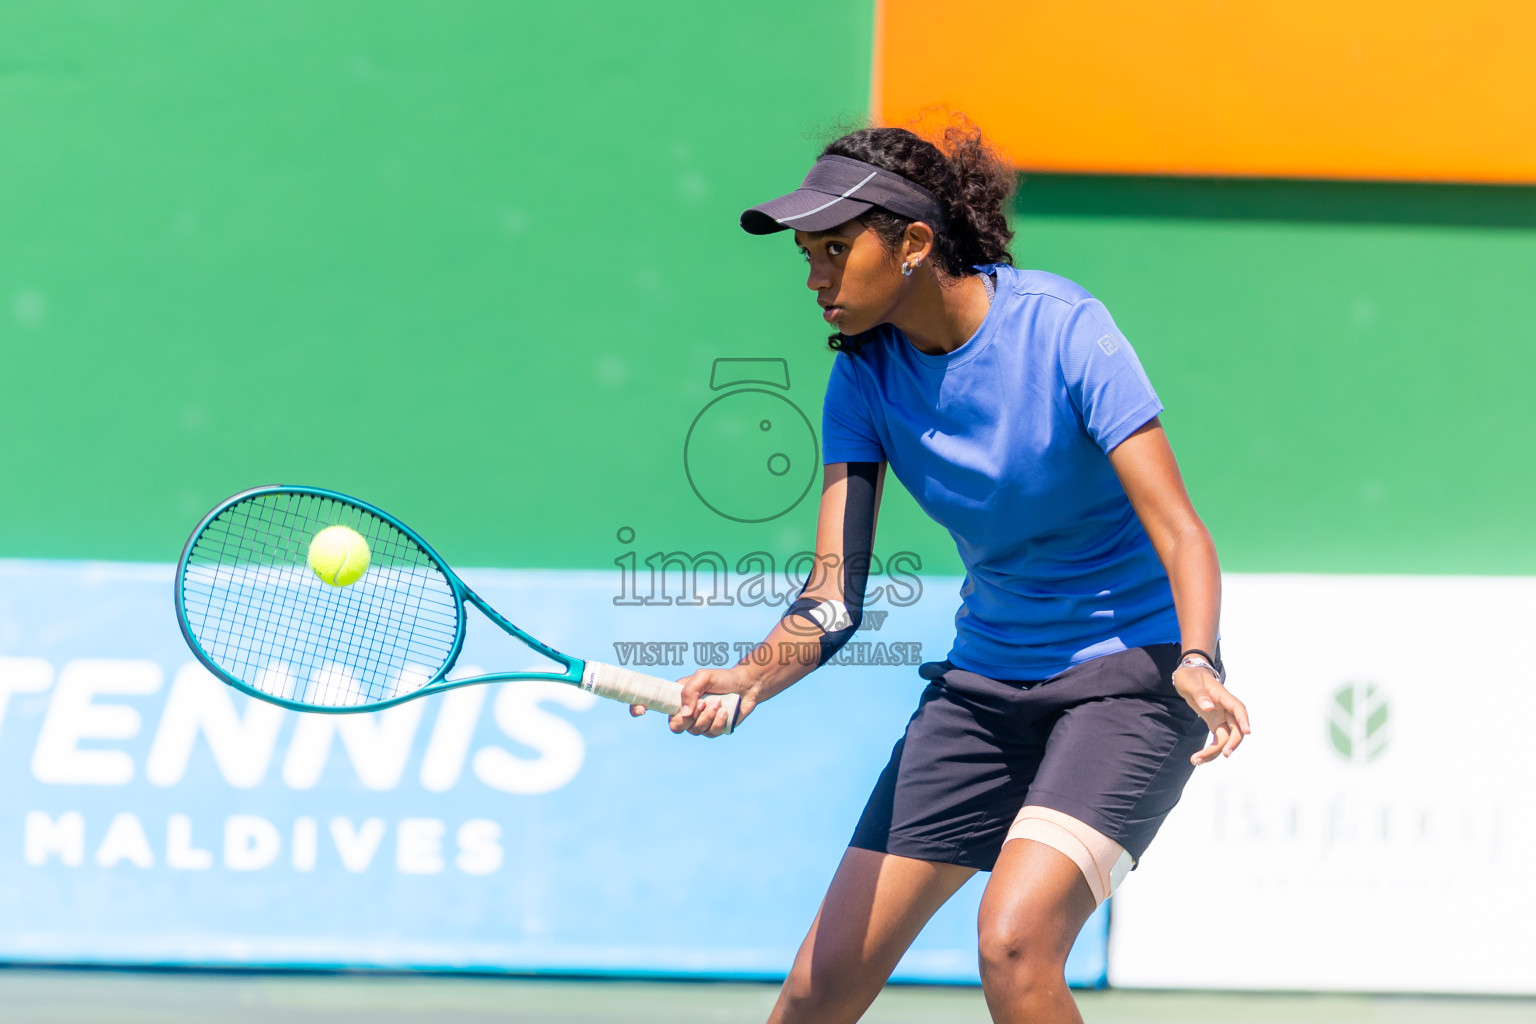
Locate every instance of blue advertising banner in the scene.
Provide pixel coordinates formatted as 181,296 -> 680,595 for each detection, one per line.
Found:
0,559 -> 1107,984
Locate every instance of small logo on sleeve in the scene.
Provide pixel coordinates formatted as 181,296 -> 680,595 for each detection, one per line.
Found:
1096,335 -> 1119,355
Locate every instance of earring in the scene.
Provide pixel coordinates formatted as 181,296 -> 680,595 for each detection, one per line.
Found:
901,258 -> 918,277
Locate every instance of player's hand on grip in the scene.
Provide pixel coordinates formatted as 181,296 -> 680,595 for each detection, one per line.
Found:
1173,662 -> 1251,766
628,666 -> 758,738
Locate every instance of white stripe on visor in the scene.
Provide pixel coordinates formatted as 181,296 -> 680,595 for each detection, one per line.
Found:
777,171 -> 879,224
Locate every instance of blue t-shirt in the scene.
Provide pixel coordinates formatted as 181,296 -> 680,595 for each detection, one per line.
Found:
821,264 -> 1180,679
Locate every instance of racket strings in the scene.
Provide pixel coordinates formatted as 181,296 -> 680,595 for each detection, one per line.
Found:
181,491 -> 460,707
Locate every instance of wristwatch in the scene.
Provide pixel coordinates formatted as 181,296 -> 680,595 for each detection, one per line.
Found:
1178,652 -> 1220,677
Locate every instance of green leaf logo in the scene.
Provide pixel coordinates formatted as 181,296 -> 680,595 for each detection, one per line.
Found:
1328,682 -> 1391,764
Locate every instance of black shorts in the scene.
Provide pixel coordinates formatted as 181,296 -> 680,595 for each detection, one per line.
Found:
849,643 -> 1218,871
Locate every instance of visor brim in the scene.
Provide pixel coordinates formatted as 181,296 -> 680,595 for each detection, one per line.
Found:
740,189 -> 876,235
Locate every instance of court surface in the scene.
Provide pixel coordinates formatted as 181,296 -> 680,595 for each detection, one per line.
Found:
3,969 -> 1534,1023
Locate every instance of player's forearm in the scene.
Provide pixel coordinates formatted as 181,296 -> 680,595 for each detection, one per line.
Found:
728,460 -> 881,705
735,616 -> 828,701
1160,522 -> 1222,658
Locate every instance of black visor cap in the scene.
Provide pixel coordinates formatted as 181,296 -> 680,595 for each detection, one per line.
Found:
740,155 -> 947,236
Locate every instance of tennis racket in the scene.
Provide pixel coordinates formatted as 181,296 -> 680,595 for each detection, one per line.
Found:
174,485 -> 740,730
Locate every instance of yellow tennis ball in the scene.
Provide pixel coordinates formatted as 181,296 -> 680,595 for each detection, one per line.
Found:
308,525 -> 371,587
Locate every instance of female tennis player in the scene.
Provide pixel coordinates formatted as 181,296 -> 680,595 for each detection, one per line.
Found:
634,122 -> 1250,1024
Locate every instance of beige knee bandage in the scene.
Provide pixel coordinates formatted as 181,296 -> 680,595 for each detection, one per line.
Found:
1004,805 -> 1133,906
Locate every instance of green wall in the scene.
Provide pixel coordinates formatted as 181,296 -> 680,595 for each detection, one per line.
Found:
3,3 -> 1533,576
1014,177 -> 1536,576
0,1 -> 876,567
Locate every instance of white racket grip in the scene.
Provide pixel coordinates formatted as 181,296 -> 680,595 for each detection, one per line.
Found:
580,661 -> 740,735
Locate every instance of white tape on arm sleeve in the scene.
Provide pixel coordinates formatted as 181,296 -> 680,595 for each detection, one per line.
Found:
580,661 -> 739,735
806,599 -> 852,632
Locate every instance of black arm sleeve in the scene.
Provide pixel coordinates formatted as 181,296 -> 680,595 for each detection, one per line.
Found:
781,461 -> 879,666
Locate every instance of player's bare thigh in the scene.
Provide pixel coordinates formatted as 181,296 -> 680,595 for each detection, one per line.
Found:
769,847 -> 974,1024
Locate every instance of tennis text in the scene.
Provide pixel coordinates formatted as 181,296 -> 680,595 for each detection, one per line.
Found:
1,657 -> 593,796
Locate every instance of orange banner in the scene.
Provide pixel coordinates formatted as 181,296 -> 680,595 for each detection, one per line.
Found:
875,0 -> 1536,183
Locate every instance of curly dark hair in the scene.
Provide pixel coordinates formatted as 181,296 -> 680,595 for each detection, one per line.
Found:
822,120 -> 1015,354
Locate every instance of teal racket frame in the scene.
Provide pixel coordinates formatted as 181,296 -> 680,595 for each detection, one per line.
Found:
174,484 -> 588,714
